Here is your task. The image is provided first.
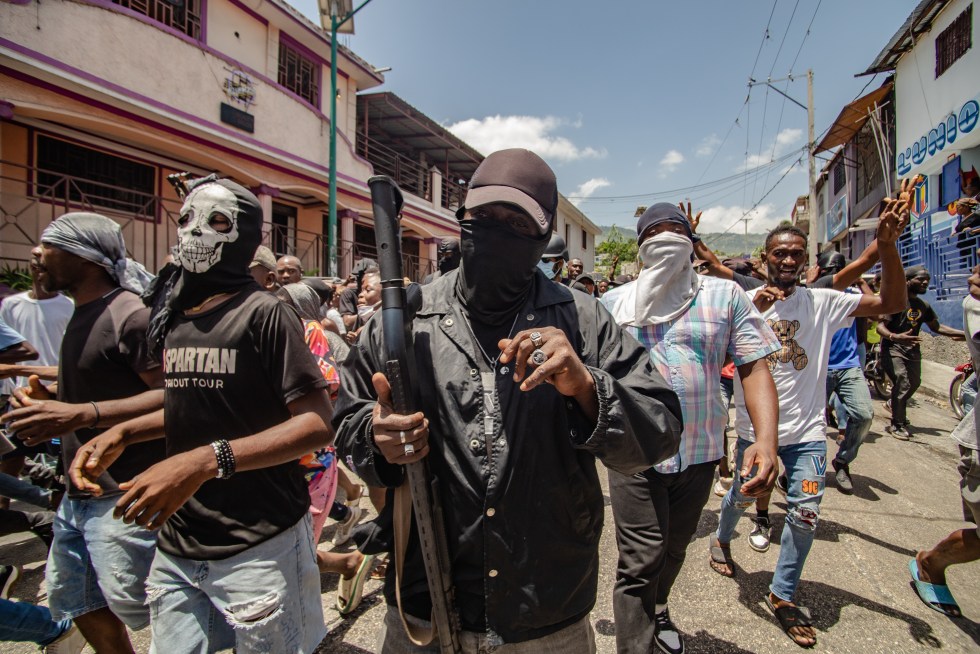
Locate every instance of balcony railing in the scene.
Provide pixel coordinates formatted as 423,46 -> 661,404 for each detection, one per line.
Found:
266,224 -> 434,282
0,161 -> 436,281
0,160 -> 180,271
356,132 -> 430,202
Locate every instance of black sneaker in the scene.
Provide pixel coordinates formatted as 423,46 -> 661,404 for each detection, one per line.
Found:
833,461 -> 853,493
653,607 -> 685,654
0,564 -> 21,599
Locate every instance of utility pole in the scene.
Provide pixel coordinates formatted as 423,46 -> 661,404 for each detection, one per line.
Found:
807,69 -> 817,268
747,69 -> 817,265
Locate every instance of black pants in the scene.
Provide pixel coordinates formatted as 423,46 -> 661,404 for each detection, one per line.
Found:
608,460 -> 717,653
0,507 -> 54,546
883,352 -> 921,427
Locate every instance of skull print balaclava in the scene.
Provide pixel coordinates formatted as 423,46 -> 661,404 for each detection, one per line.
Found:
144,177 -> 262,357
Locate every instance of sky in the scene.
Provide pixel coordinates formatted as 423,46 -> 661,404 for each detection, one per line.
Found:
292,0 -> 918,234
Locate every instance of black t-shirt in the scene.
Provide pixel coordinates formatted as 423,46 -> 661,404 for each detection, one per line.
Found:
811,275 -> 834,289
733,271 -> 765,292
882,295 -> 937,360
59,289 -> 163,498
338,287 -> 359,317
159,287 -> 328,560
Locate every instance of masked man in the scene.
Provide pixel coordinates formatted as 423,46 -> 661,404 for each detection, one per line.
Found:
333,149 -> 682,652
601,203 -> 780,654
70,178 -> 334,653
423,238 -> 461,284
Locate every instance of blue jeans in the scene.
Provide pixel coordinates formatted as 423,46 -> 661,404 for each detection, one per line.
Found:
717,438 -> 827,602
0,472 -> 51,509
826,367 -> 873,466
146,514 -> 325,654
0,598 -> 72,646
46,495 -> 157,627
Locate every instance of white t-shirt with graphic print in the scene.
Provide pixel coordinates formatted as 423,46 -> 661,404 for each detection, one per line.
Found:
735,287 -> 862,446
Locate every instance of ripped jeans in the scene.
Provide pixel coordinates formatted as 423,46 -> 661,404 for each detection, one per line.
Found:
716,438 -> 827,602
146,514 -> 325,653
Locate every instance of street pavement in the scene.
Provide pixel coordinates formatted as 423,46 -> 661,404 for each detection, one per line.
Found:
2,376 -> 979,653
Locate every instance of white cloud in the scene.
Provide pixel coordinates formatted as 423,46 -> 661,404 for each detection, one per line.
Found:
659,149 -> 685,175
740,128 -> 804,170
569,178 -> 611,207
446,115 -> 605,162
696,134 -> 721,158
697,203 -> 784,234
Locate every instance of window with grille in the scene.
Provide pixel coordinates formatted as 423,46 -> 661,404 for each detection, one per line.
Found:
278,38 -> 321,108
112,0 -> 203,40
936,4 -> 972,78
833,161 -> 846,195
35,135 -> 157,216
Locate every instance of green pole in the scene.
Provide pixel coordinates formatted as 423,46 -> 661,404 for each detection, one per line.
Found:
327,0 -> 373,278
328,14 -> 339,277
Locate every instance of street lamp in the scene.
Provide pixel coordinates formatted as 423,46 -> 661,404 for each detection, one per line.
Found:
319,0 -> 374,276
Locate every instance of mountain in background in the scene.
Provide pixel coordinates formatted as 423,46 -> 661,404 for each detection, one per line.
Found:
595,225 -> 767,258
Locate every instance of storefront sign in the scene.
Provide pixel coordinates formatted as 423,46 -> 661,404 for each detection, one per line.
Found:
898,95 -> 979,176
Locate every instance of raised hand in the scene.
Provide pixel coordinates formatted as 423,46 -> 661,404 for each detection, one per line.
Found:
678,201 -> 702,234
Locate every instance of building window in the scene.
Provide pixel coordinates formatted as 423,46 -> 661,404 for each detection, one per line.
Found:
936,4 -> 972,78
112,0 -> 203,40
854,121 -> 884,202
35,134 -> 157,216
581,228 -> 587,250
833,161 -> 846,195
278,37 -> 321,108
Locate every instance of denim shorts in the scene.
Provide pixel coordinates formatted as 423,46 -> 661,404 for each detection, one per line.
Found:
146,513 -> 326,654
959,445 -> 980,525
46,495 -> 157,628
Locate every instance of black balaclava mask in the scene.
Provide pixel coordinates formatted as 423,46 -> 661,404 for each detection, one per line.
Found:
437,238 -> 461,274
145,177 -> 262,356
456,218 -> 549,326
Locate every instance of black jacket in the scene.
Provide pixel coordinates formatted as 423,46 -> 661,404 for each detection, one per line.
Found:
332,271 -> 681,644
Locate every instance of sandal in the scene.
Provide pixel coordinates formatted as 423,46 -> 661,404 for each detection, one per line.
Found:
708,540 -> 735,577
337,553 -> 375,616
908,558 -> 961,617
765,594 -> 816,648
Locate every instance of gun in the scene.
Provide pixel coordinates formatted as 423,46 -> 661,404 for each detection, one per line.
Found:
368,175 -> 462,653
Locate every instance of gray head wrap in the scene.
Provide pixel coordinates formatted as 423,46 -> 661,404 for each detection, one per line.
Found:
277,282 -> 322,322
41,213 -> 154,294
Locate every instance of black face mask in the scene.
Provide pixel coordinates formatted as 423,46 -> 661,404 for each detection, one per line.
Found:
438,248 -> 461,274
455,220 -> 548,326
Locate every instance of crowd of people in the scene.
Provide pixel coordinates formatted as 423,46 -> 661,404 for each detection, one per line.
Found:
0,148 -> 976,654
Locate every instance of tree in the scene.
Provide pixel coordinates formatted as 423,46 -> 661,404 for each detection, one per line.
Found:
596,226 -> 638,280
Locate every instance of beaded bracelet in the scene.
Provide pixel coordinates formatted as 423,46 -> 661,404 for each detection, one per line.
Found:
210,439 -> 236,479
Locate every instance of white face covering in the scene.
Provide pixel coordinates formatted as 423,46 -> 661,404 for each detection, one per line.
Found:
610,231 -> 700,326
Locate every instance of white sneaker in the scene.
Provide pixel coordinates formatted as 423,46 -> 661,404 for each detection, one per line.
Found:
44,623 -> 87,654
333,505 -> 363,547
747,517 -> 771,553
713,477 -> 733,498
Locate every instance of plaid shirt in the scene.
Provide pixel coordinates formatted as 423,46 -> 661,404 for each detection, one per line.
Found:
603,276 -> 779,473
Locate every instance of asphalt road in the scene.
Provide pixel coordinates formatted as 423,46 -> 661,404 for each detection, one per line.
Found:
2,392 -> 978,653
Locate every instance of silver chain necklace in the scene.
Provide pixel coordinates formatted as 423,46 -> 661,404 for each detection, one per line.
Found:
459,308 -> 522,371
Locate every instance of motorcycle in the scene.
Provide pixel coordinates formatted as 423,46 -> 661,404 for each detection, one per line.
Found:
949,361 -> 977,419
864,342 -> 892,400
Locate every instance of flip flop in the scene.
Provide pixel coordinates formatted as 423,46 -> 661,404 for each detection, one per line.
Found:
337,553 -> 375,616
765,594 -> 816,648
709,541 -> 735,578
908,558 -> 961,617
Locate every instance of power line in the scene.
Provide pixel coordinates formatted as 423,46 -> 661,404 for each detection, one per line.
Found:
567,149 -> 801,202
704,156 -> 804,243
